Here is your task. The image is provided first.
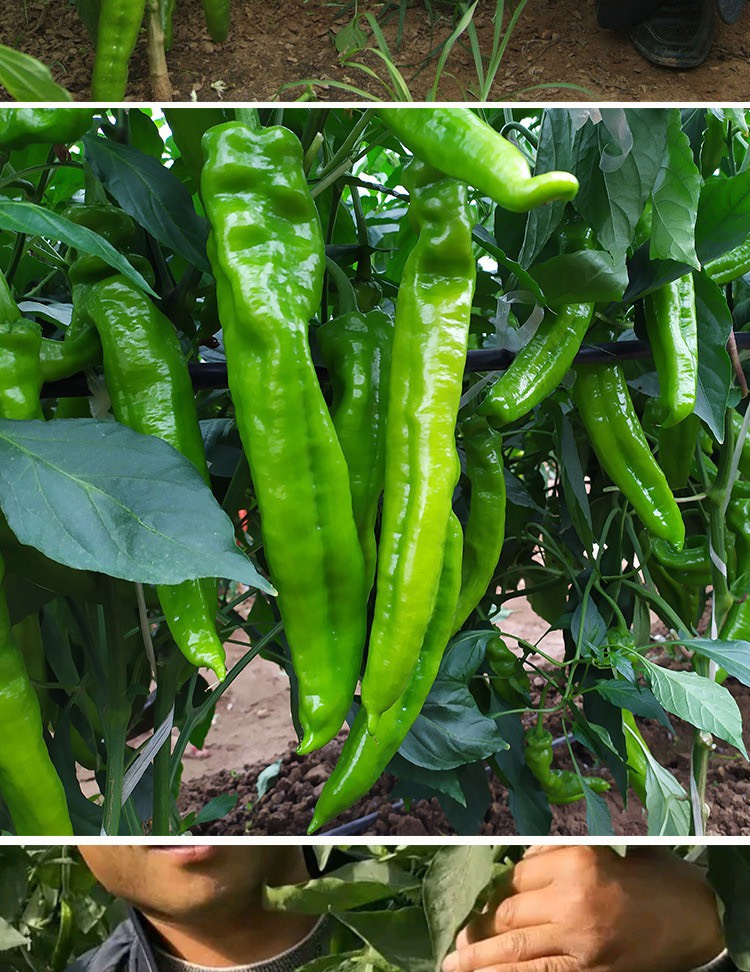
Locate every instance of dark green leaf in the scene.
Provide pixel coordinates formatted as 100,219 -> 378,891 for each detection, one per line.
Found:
696,167 -> 750,264
591,680 -> 673,731
333,909 -> 433,972
650,109 -> 701,268
708,847 -> 750,971
693,271 -> 733,441
0,200 -> 156,297
263,861 -> 419,915
83,134 -> 210,272
0,419 -> 274,591
423,846 -> 495,965
529,251 -> 627,303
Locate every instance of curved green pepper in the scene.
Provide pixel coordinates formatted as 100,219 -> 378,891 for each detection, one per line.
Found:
202,119 -> 368,754
485,635 -> 529,707
91,0 -> 147,100
0,553 -> 74,835
658,413 -> 700,491
479,302 -> 595,427
643,274 -> 698,428
318,308 -> 394,593
74,274 -> 226,682
308,514 -> 463,834
651,535 -> 720,589
524,725 -> 610,805
360,159 -> 475,731
622,708 -> 648,805
377,108 -> 579,213
0,109 -> 94,152
572,363 -> 685,548
0,319 -> 44,421
452,415 -> 506,633
705,238 -> 750,286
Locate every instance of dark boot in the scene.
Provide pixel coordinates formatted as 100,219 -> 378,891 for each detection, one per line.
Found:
628,0 -> 715,68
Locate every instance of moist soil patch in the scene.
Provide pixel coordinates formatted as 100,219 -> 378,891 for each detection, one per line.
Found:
2,0 -> 750,103
178,676 -> 750,837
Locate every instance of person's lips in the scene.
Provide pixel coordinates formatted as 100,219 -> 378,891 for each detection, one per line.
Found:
148,846 -> 222,865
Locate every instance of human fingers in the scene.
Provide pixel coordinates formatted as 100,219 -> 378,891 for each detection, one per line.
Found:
466,888 -> 561,943
443,923 -> 563,972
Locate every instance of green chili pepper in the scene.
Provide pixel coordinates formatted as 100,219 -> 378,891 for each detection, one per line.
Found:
479,302 -> 595,427
39,324 -> 101,382
658,413 -> 700,491
377,108 -> 579,213
731,412 -> 750,481
201,119 -> 368,754
0,553 -> 74,835
572,363 -> 685,547
0,109 -> 94,152
705,238 -> 750,286
91,0 -> 147,100
51,897 -> 74,972
647,554 -> 702,629
485,634 -> 529,707
318,306 -> 394,594
308,514 -> 463,834
202,0 -> 230,41
360,159 -> 476,731
622,708 -> 648,805
0,318 -> 44,421
651,536 -> 715,588
74,274 -> 226,682
452,415 -> 506,633
524,725 -> 610,805
643,274 -> 698,428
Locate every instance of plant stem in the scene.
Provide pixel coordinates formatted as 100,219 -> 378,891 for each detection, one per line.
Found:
100,579 -> 132,836
146,0 -> 172,100
152,645 -> 182,835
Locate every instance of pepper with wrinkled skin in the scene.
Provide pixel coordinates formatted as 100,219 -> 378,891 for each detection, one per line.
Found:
0,109 -> 94,152
308,514 -> 463,834
90,0 -> 147,100
721,490 -> 750,642
651,535 -> 733,589
0,553 -> 74,835
201,120 -> 368,754
360,159 -> 476,730
643,274 -> 698,428
524,725 -> 610,805
39,325 -> 101,382
317,308 -> 394,593
658,413 -> 700,491
572,363 -> 685,548
377,108 -> 579,213
73,274 -> 226,682
705,237 -> 750,286
452,415 -> 506,633
485,634 -> 529,707
0,318 -> 44,421
479,302 -> 595,427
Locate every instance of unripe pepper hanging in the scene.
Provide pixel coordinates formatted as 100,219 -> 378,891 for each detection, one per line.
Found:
360,159 -> 476,730
201,118 -> 368,754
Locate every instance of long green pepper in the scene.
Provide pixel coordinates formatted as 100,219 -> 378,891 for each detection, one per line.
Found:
377,109 -> 579,213
73,274 -> 227,681
452,415 -> 506,633
643,274 -> 698,428
308,514 -> 463,833
318,308 -> 394,593
479,302 -> 595,427
573,363 -> 685,547
91,0 -> 147,100
201,120 -> 368,754
360,159 -> 476,730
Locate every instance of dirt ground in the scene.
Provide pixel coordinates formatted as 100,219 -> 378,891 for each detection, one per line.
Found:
168,596 -> 750,837
2,0 -> 749,103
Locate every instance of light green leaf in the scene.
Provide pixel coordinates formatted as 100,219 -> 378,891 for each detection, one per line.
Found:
650,108 -> 701,268
0,44 -> 72,102
263,860 -> 419,915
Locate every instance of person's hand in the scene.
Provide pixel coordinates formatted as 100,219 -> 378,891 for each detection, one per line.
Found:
442,845 -> 725,972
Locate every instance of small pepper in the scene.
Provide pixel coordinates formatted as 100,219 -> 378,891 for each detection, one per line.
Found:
0,109 -> 94,152
524,725 -> 610,805
485,635 -> 529,707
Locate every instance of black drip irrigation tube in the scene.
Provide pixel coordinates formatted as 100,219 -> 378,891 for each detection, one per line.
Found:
42,332 -> 750,399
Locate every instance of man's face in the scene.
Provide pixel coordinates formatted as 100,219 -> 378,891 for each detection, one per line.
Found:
79,846 -> 308,926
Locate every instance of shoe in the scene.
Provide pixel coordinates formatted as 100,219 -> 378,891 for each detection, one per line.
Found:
629,0 -> 715,67
717,0 -> 745,25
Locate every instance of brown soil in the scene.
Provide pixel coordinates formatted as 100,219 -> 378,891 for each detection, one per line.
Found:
2,0 -> 749,103
177,673 -> 750,838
